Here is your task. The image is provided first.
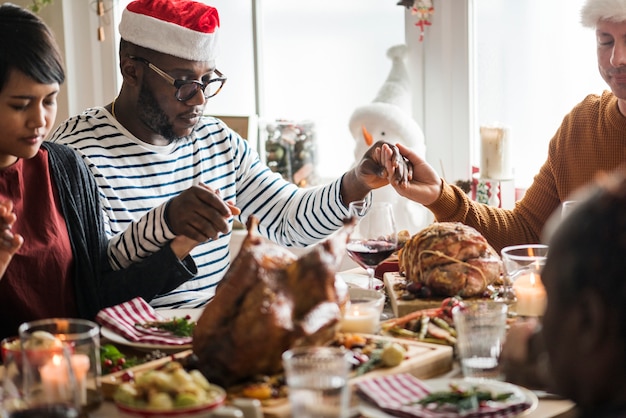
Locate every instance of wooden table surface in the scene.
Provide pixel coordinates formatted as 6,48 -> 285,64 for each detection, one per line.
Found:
0,337 -> 576,418
2,269 -> 577,417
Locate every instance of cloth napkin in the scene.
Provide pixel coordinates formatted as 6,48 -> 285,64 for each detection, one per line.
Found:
96,297 -> 193,345
356,373 -> 532,418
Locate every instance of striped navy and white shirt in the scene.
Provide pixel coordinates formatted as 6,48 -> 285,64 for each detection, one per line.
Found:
50,108 -> 351,308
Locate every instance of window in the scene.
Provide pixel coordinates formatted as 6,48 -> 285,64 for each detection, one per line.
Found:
473,0 -> 606,188
257,1 -> 405,180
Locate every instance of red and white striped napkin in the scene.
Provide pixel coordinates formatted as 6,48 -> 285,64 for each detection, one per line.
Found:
356,373 -> 532,418
96,297 -> 192,345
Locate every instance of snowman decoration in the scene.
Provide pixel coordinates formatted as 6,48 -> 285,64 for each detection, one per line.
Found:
349,44 -> 432,234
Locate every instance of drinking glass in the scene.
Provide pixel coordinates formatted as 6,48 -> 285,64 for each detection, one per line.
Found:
346,201 -> 397,291
282,346 -> 351,418
1,344 -> 79,418
500,244 -> 548,316
561,200 -> 579,219
18,319 -> 102,417
453,301 -> 508,380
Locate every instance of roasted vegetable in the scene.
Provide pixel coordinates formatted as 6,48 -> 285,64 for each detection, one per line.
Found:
113,361 -> 221,411
135,315 -> 195,337
380,342 -> 406,367
414,383 -> 514,412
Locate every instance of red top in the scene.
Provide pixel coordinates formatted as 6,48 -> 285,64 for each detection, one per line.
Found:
0,148 -> 75,338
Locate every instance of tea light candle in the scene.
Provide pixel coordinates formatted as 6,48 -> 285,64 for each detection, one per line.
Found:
340,303 -> 379,334
513,272 -> 547,316
480,125 -> 513,180
40,353 -> 90,404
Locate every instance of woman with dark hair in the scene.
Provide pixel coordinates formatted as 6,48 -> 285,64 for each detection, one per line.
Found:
0,3 -> 197,340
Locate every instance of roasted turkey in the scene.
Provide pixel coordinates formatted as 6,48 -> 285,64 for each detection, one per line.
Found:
399,222 -> 503,297
192,216 -> 353,387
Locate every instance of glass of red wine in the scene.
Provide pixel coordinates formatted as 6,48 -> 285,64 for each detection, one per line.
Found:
347,200 -> 398,291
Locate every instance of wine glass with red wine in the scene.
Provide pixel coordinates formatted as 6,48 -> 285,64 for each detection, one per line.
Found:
347,201 -> 398,291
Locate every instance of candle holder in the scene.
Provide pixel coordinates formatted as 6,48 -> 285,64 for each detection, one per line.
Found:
340,289 -> 385,334
500,244 -> 548,317
18,318 -> 102,416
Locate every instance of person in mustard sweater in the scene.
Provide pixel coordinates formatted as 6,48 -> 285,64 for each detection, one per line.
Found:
381,0 -> 626,253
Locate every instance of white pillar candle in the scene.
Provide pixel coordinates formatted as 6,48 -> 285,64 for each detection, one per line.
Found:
70,354 -> 91,405
513,272 -> 547,317
340,304 -> 379,334
480,125 -> 513,180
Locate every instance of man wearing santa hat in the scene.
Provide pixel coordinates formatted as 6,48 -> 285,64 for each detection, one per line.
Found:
51,0 -> 409,309
381,0 -> 626,254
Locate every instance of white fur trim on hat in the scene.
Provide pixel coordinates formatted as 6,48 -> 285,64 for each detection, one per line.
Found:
119,2 -> 219,62
581,0 -> 626,27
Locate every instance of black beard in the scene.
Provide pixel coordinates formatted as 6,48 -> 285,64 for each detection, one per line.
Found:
137,82 -> 180,143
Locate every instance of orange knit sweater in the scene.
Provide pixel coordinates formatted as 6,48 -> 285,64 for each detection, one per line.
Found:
427,90 -> 626,253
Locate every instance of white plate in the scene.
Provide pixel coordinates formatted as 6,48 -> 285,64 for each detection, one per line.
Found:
358,377 -> 538,418
337,272 -> 384,291
100,308 -> 202,352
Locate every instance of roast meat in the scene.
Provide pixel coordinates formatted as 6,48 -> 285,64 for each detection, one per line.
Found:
192,216 -> 353,387
399,222 -> 502,297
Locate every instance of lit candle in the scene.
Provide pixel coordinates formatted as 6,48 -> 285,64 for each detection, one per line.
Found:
40,354 -> 70,403
40,353 -> 90,405
340,303 -> 379,334
480,125 -> 513,180
513,272 -> 547,316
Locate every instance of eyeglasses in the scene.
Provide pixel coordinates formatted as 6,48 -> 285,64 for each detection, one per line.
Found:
129,55 -> 227,102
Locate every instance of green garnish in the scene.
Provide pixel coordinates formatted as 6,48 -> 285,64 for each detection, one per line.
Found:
414,384 -> 514,412
135,315 -> 196,337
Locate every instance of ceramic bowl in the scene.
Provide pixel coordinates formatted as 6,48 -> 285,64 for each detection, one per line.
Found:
1,336 -> 70,368
114,384 -> 227,418
1,336 -> 21,364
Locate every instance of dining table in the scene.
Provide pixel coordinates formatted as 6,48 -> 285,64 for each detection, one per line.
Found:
2,268 -> 577,418
89,380 -> 577,418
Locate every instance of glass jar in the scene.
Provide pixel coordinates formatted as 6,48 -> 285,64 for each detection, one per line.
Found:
264,120 -> 317,187
18,318 -> 102,416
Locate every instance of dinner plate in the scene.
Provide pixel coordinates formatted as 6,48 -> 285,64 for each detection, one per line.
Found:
100,308 -> 202,353
358,377 -> 539,418
337,272 -> 384,291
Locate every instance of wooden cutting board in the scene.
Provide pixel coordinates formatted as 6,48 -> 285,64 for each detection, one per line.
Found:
385,272 -> 500,319
101,335 -> 453,418
384,271 -> 447,317
261,335 -> 453,418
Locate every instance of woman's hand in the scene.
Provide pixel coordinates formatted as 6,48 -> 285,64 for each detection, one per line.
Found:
0,200 -> 23,279
500,318 -> 552,390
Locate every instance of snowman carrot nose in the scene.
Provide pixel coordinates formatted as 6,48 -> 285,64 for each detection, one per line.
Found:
361,126 -> 374,146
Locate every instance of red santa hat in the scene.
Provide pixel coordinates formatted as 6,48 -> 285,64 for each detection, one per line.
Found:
581,0 -> 626,27
119,0 -> 220,62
